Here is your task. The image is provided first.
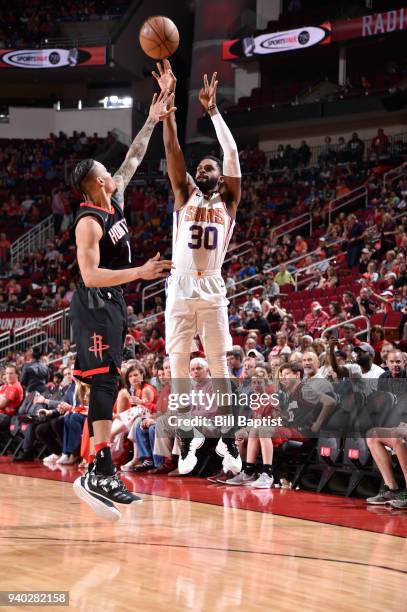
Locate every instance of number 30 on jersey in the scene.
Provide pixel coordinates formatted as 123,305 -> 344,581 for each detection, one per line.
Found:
188,225 -> 218,250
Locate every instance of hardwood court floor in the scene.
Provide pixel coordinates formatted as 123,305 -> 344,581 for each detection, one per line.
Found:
0,462 -> 406,612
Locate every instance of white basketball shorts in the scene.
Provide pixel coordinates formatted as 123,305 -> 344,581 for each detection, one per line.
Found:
165,274 -> 233,355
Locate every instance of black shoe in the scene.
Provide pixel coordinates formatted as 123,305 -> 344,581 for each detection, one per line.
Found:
133,459 -> 154,473
85,469 -> 143,505
73,474 -> 121,522
13,451 -> 35,462
366,485 -> 401,505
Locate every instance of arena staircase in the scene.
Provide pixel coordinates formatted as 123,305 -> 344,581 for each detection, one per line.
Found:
10,215 -> 54,265
0,308 -> 71,364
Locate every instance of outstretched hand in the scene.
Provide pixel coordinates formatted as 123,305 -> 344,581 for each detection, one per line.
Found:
152,59 -> 177,92
198,72 -> 218,110
138,252 -> 173,280
149,90 -> 177,123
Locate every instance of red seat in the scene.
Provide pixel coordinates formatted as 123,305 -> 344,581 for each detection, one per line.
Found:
370,313 -> 386,327
384,311 -> 402,328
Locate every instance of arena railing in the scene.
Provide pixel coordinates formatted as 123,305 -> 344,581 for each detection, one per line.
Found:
46,350 -> 77,367
292,253 -> 345,291
327,185 -> 368,225
271,183 -> 368,242
226,238 -> 345,297
39,36 -> 112,48
265,131 -> 407,169
272,213 -> 313,239
140,240 -> 254,311
230,238 -> 347,294
0,308 -> 72,364
228,285 -> 265,304
383,161 -> 407,189
10,215 -> 55,265
321,315 -> 371,342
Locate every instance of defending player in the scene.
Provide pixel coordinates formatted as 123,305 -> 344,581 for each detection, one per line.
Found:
153,60 -> 242,474
70,90 -> 174,521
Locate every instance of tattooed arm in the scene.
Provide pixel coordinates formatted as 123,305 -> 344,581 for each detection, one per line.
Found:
113,90 -> 176,208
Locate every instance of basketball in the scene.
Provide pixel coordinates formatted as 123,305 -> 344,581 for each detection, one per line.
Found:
139,16 -> 179,60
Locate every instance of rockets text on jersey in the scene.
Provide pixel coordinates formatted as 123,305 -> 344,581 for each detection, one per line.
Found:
72,192 -> 132,272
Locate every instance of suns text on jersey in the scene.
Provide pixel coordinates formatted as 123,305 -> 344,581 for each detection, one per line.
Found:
183,205 -> 225,224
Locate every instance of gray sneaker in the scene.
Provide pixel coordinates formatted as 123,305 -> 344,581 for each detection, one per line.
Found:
225,471 -> 256,486
390,488 -> 407,509
249,473 -> 274,489
366,485 -> 401,505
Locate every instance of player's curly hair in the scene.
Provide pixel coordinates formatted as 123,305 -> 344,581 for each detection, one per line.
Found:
69,158 -> 95,192
200,155 -> 222,173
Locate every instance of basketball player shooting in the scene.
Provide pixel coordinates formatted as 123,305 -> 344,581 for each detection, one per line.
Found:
153,59 -> 242,475
69,90 -> 174,521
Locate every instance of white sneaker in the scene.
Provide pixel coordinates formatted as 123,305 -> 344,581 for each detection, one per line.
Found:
43,454 -> 60,464
216,437 -> 242,474
56,453 -> 70,464
178,429 -> 205,475
120,460 -> 138,472
225,471 -> 256,486
249,473 -> 274,489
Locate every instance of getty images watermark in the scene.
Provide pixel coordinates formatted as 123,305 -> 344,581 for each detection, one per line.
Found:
167,390 -> 283,428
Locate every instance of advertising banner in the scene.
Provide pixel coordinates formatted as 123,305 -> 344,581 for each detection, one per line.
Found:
0,46 -> 106,69
0,315 -> 49,330
223,24 -> 331,60
222,7 -> 407,60
332,7 -> 406,42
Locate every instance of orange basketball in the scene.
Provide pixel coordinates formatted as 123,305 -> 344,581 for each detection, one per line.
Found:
139,16 -> 179,60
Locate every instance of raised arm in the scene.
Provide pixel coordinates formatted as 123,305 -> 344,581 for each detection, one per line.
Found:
113,90 -> 176,204
329,338 -> 349,378
76,216 -> 172,287
152,60 -> 193,210
199,72 -> 241,216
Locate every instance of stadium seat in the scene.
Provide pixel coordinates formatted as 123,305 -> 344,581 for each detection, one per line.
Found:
364,391 -> 400,429
316,436 -> 342,492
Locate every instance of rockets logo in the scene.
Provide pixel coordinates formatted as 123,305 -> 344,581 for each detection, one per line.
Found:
88,333 -> 110,360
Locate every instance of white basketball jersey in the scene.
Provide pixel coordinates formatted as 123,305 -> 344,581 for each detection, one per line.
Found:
172,188 -> 235,272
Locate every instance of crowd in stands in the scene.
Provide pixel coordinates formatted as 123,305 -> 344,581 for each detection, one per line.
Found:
1,327 -> 406,503
0,130 -> 109,272
0,129 -> 406,325
0,1 -> 130,47
0,128 -> 406,501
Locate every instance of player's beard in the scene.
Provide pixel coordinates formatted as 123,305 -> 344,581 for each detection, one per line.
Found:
195,176 -> 219,194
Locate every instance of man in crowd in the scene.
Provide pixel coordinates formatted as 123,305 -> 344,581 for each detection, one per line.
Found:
20,346 -> 49,393
243,306 -> 270,335
377,349 -> 407,394
227,348 -> 244,379
274,263 -> 295,286
346,214 -> 365,268
338,323 -> 361,351
354,343 -> 385,395
304,302 -> 329,336
13,367 -> 75,462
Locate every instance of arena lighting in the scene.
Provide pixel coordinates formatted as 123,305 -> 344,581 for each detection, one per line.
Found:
98,96 -> 133,108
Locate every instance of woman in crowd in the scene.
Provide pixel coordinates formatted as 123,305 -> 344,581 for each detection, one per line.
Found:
114,363 -> 157,471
